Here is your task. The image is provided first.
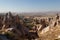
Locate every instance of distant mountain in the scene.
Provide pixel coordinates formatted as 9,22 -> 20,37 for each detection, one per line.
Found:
0,11 -> 60,16
18,11 -> 60,16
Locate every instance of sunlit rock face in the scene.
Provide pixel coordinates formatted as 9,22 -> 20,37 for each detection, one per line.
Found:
40,26 -> 50,34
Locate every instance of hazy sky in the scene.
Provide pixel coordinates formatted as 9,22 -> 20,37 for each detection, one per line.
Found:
0,0 -> 60,12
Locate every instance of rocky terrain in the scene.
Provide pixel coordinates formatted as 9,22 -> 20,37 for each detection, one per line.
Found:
37,25 -> 60,40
